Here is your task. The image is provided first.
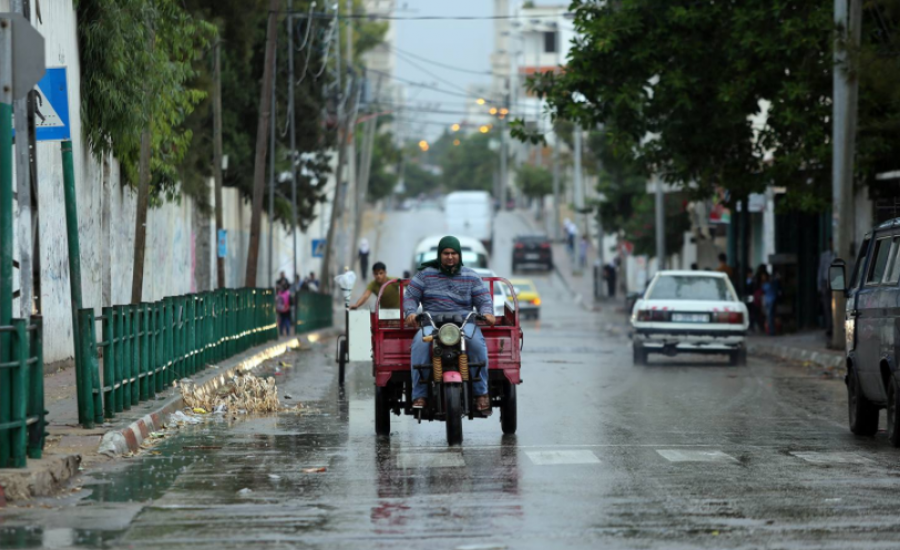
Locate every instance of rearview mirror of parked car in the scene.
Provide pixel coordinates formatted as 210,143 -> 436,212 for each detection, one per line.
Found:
829,260 -> 847,292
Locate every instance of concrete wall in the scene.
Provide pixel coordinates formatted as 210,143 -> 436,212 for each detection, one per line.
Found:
6,1 -> 334,364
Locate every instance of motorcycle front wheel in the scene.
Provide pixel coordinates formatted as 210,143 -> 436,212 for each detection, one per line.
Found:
445,384 -> 463,446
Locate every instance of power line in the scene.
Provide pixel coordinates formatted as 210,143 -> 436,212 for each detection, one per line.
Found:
280,11 -> 558,21
389,44 -> 494,76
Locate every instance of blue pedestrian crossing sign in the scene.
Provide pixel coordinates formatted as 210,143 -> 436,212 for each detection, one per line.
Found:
312,239 -> 326,258
12,67 -> 70,142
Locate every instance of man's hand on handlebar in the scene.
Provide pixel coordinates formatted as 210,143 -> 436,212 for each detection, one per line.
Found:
405,313 -> 418,327
483,314 -> 496,326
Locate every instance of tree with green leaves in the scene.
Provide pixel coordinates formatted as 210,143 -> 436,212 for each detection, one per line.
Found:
76,0 -> 216,301
516,164 -> 552,202
76,0 -> 215,191
439,132 -> 498,194
514,0 -> 835,211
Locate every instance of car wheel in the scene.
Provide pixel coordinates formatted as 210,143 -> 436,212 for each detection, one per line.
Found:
848,367 -> 879,436
632,344 -> 647,366
730,348 -> 747,366
887,374 -> 900,447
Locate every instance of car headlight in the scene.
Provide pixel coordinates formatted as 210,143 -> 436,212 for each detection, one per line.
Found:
438,324 -> 461,346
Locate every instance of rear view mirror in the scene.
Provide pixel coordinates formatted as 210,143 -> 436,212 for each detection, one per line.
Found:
830,260 -> 847,292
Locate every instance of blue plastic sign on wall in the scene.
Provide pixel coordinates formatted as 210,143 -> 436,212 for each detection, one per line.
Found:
312,239 -> 326,258
217,229 -> 227,258
12,67 -> 70,142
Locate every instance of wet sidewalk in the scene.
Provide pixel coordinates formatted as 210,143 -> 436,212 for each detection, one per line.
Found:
515,210 -> 617,314
747,330 -> 844,373
1,329 -> 335,503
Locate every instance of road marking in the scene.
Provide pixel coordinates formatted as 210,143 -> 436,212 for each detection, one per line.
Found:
525,450 -> 601,465
791,452 -> 874,465
656,449 -> 738,463
396,452 -> 466,469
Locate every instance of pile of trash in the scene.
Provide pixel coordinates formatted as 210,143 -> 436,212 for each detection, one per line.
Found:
181,371 -> 280,414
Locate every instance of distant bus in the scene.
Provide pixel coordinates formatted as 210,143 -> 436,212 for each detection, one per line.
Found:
444,191 -> 494,252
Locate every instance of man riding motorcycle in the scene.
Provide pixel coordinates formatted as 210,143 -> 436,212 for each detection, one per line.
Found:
404,236 -> 496,413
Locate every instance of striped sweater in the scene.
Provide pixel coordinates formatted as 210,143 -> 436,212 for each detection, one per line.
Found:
403,266 -> 493,318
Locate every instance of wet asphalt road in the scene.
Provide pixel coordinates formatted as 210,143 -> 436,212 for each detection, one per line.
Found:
4,210 -> 900,549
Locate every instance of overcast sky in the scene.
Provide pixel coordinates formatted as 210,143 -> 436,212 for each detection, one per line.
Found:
393,0 -> 495,141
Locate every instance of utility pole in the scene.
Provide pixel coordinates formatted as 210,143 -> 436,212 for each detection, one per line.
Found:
321,10 -> 343,292
268,40 -> 277,288
655,177 -> 665,269
499,94 -> 509,210
343,0 -> 356,271
552,120 -> 561,242
245,0 -> 281,288
832,0 -> 862,349
572,123 -> 584,274
287,0 -> 298,282
213,41 -> 226,289
12,0 -> 30,319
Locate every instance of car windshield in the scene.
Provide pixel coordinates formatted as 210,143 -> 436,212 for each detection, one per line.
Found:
414,251 -> 487,269
513,282 -> 535,294
648,275 -> 733,301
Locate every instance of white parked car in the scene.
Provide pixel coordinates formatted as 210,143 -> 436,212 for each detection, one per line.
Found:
630,270 -> 749,366
470,268 -> 512,318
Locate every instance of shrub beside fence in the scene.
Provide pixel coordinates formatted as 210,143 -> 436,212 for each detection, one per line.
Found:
295,291 -> 333,334
76,288 -> 277,428
0,317 -> 46,468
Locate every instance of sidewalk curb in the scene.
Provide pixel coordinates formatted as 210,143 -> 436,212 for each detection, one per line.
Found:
97,331 -> 338,458
513,211 -> 593,311
747,341 -> 844,371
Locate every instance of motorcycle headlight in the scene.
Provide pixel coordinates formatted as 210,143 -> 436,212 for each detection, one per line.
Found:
438,324 -> 461,346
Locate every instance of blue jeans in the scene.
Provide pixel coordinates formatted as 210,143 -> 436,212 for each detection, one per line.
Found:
765,299 -> 776,336
411,325 -> 489,400
278,312 -> 292,336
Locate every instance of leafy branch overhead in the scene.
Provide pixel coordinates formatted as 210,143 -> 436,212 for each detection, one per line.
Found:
75,0 -> 216,195
514,0 -> 836,210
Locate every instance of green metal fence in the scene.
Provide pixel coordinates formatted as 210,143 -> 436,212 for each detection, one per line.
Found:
0,318 -> 46,468
295,291 -> 334,334
77,288 -> 278,427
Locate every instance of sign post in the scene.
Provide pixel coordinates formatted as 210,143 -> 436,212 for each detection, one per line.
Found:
1,13 -> 47,460
312,239 -> 326,259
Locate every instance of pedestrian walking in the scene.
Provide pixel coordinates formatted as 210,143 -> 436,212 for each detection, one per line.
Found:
275,271 -> 289,290
276,283 -> 292,336
818,239 -> 836,338
745,268 -> 759,332
716,253 -> 734,282
358,239 -> 371,281
565,220 -> 576,254
604,261 -> 617,298
302,271 -> 320,292
762,269 -> 780,336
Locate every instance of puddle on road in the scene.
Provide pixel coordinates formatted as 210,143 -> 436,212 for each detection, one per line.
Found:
0,526 -> 125,549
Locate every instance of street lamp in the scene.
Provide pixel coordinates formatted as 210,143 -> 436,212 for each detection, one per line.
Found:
451,123 -> 460,132
479,125 -> 490,134
418,140 -> 429,152
476,98 -> 486,105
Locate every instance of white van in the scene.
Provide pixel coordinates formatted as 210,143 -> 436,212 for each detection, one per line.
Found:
444,191 -> 494,252
412,235 -> 490,273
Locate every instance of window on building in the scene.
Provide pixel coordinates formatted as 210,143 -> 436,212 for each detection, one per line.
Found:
544,31 -> 557,53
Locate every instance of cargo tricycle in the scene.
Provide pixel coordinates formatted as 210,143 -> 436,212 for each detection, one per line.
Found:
370,277 -> 523,445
